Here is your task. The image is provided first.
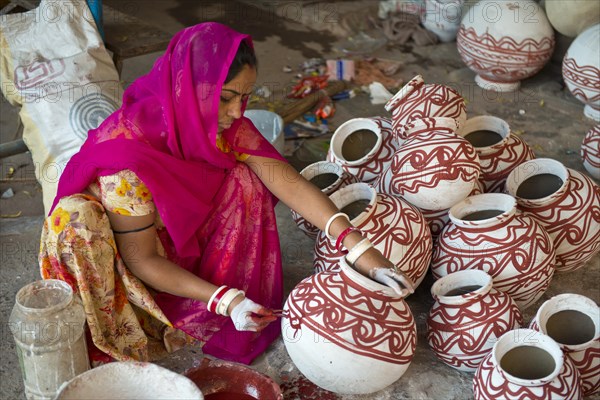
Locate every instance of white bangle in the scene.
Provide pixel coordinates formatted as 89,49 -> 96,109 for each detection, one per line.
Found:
217,289 -> 245,316
208,285 -> 228,313
324,212 -> 350,240
345,238 -> 373,266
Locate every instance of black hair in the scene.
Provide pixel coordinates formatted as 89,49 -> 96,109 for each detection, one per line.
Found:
224,39 -> 257,83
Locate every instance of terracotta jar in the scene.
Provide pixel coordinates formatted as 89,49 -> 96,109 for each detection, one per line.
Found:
505,158 -> 600,272
431,193 -> 556,310
581,125 -> 600,180
473,329 -> 582,399
457,0 -> 555,92
384,75 -> 467,140
376,117 -> 480,211
458,115 -> 535,193
314,183 -> 432,289
530,293 -> 600,396
282,257 -> 417,395
427,270 -> 523,372
290,161 -> 359,239
562,24 -> 600,122
327,117 -> 399,184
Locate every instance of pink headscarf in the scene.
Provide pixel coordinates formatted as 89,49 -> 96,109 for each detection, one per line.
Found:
52,23 -> 285,257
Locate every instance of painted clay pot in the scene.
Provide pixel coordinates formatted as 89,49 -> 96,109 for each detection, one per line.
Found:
505,158 -> 600,272
581,125 -> 600,180
530,294 -> 600,396
327,117 -> 399,184
282,257 -> 417,395
421,178 -> 484,241
562,24 -> 600,122
431,193 -> 556,310
427,270 -> 523,372
473,329 -> 582,399
290,161 -> 359,239
545,0 -> 600,38
458,115 -> 535,193
457,0 -> 555,92
376,117 -> 481,211
314,183 -> 432,289
420,0 -> 465,43
384,75 -> 467,140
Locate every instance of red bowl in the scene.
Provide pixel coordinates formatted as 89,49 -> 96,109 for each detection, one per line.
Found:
184,358 -> 283,400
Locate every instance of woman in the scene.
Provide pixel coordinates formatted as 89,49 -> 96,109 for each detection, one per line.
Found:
39,23 -> 413,365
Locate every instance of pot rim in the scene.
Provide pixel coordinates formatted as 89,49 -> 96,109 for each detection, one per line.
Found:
339,257 -> 401,298
431,270 -> 493,304
15,279 -> 73,314
299,161 -> 347,194
384,75 -> 425,113
328,182 -> 377,228
448,193 -> 516,228
458,115 -> 510,151
330,118 -> 383,166
505,158 -> 569,205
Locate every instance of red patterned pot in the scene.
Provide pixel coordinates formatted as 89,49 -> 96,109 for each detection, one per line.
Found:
427,270 -> 523,372
431,193 -> 556,310
314,183 -> 432,289
530,293 -> 600,396
458,115 -> 535,193
562,24 -> 600,122
384,75 -> 466,140
376,117 -> 480,211
421,178 -> 485,241
473,329 -> 582,399
327,117 -> 399,184
282,257 -> 417,395
581,125 -> 600,180
291,161 -> 359,240
505,158 -> 600,272
457,0 -> 555,92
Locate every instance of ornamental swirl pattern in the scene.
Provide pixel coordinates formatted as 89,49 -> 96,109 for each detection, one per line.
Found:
473,349 -> 581,400
285,271 -> 416,364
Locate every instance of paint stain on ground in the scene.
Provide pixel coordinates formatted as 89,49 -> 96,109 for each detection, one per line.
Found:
279,375 -> 340,400
167,0 -> 336,58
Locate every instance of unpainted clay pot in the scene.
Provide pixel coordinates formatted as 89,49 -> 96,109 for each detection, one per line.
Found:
327,117 -> 399,184
530,293 -> 600,396
457,0 -> 555,92
282,257 -> 417,395
473,329 -> 582,399
458,115 -> 535,193
581,125 -> 600,180
377,117 -> 481,211
384,75 -> 467,140
427,270 -> 523,372
562,24 -> 600,122
545,0 -> 600,37
314,183 -> 432,289
290,161 -> 359,239
505,158 -> 600,272
431,193 -> 556,310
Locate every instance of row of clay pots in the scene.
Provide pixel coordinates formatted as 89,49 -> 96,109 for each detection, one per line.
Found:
428,269 -> 600,397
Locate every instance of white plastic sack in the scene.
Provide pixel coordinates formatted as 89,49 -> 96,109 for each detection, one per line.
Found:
0,0 -> 122,213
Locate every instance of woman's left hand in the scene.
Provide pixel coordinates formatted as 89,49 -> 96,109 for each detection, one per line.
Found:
369,267 -> 415,297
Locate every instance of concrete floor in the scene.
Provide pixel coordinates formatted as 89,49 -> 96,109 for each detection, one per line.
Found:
1,1 -> 599,399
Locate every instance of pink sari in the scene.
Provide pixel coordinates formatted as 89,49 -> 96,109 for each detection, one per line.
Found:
51,23 -> 286,364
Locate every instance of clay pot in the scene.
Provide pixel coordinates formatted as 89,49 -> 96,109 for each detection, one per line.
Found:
314,183 -> 432,289
473,328 -> 582,399
421,179 -> 484,241
327,117 -> 399,184
376,117 -> 481,211
420,0 -> 465,43
562,24 -> 600,122
581,125 -> 600,180
282,257 -> 417,395
458,115 -> 535,193
505,158 -> 600,272
185,357 -> 283,400
427,270 -> 523,372
529,294 -> 600,396
457,0 -> 555,92
384,75 -> 467,140
545,0 -> 600,37
290,161 -> 359,239
431,193 -> 556,310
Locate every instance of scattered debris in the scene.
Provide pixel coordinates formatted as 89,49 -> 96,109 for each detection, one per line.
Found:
7,167 -> 15,179
513,129 -> 525,136
565,150 -> 577,155
1,211 -> 22,218
326,59 -> 355,81
368,82 -> 394,105
519,109 -> 526,115
287,76 -> 329,99
1,188 -> 14,199
539,99 -> 545,107
283,65 -> 292,73
354,58 -> 403,89
255,85 -> 271,98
